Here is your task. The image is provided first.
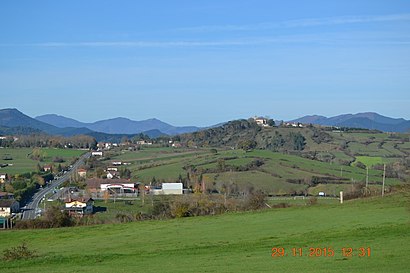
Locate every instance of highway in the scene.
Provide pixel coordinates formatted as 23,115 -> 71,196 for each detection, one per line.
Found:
21,152 -> 91,220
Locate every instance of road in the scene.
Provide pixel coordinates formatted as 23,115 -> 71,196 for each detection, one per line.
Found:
21,152 -> 91,220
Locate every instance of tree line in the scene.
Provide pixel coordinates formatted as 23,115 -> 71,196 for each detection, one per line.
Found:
0,134 -> 97,149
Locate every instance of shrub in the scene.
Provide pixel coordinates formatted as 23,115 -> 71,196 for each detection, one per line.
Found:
355,161 -> 366,169
2,242 -> 37,261
244,191 -> 267,210
115,213 -> 133,223
307,197 -> 318,206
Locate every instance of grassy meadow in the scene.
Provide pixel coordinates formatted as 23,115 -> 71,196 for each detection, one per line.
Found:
0,148 -> 85,175
0,192 -> 409,272
105,144 -> 403,196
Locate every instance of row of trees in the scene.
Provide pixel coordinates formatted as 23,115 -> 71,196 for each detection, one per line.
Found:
150,192 -> 267,219
0,134 -> 97,149
1,172 -> 47,202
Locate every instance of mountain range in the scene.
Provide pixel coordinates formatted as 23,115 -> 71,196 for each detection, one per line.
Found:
0,109 -> 409,141
0,108 -> 204,141
291,112 -> 410,133
35,114 -> 200,135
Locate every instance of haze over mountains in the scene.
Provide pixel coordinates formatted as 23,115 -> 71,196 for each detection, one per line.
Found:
0,109 -> 409,140
291,112 -> 410,133
35,114 -> 200,135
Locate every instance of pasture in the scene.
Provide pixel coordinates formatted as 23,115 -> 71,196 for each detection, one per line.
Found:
0,148 -> 85,175
104,145 -> 403,195
0,192 -> 409,272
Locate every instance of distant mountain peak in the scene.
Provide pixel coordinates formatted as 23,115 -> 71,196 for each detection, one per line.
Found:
291,112 -> 409,132
35,111 -> 200,135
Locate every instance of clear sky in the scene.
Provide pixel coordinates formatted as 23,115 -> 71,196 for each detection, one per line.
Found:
1,0 -> 409,126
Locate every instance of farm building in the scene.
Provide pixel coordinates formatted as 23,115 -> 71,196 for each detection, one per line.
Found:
106,171 -> 120,179
101,183 -> 136,194
91,151 -> 103,156
77,169 -> 87,178
0,173 -> 7,183
162,183 -> 183,195
0,199 -> 20,217
64,197 -> 94,216
106,166 -> 118,172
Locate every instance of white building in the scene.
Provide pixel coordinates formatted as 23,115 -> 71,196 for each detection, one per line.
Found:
0,174 -> 7,183
162,183 -> 183,195
101,183 -> 136,193
0,199 -> 20,217
253,116 -> 269,127
91,151 -> 103,157
65,198 -> 94,216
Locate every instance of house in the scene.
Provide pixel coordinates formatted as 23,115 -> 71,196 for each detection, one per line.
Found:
64,198 -> 94,216
162,183 -> 183,195
43,165 -> 52,172
106,166 -> 118,172
106,171 -> 120,179
284,122 -> 304,128
0,192 -> 14,199
136,140 -> 153,145
0,173 -> 7,183
77,169 -> 87,178
172,142 -> 182,148
91,151 -> 103,157
0,199 -> 20,217
112,161 -> 122,166
253,116 -> 269,127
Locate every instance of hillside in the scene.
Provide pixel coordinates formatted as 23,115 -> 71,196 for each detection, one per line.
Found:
0,193 -> 409,272
0,109 -> 92,136
105,119 -> 408,195
0,109 -> 165,140
179,119 -> 409,157
291,112 -> 410,132
0,108 -> 57,133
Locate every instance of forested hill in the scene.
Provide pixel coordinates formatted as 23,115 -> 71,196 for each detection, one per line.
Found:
178,119 -> 314,152
178,119 -> 409,163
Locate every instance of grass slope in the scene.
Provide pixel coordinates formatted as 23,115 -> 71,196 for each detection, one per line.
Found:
0,148 -> 85,175
106,147 -> 402,195
0,193 -> 409,272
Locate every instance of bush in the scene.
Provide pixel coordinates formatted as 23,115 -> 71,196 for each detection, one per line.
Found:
307,197 -> 318,205
2,242 -> 37,261
115,213 -> 133,223
355,161 -> 366,169
15,206 -> 73,229
244,191 -> 267,210
151,199 -> 172,219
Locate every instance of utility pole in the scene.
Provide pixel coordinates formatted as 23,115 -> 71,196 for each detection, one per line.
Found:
340,167 -> 343,177
366,166 -> 369,188
382,164 -> 386,197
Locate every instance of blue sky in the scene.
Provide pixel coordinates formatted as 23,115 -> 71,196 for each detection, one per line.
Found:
1,0 -> 409,126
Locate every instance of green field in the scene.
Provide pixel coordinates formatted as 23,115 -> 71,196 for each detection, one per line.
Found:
102,146 -> 403,196
354,156 -> 384,167
0,192 -> 409,272
0,148 -> 85,175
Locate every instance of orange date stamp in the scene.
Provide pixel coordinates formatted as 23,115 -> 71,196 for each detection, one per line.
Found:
271,247 -> 371,258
